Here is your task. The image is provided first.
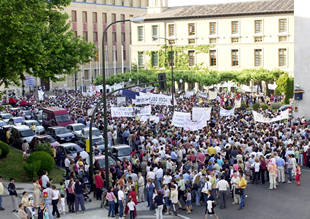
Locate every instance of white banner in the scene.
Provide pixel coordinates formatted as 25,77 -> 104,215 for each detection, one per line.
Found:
253,109 -> 290,123
241,85 -> 251,93
268,84 -> 278,90
139,115 -> 160,123
133,94 -> 172,106
197,91 -> 208,99
220,107 -> 235,117
117,97 -> 126,106
38,90 -> 44,101
111,106 -> 151,118
171,112 -> 191,128
192,107 -> 211,122
235,99 -> 241,108
185,91 -> 194,98
208,91 -> 217,100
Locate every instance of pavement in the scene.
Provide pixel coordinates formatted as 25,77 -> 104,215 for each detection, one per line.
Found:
1,169 -> 310,219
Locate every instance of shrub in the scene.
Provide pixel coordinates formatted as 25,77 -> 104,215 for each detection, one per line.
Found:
24,160 -> 41,179
252,103 -> 260,111
271,103 -> 282,110
261,104 -> 269,110
27,151 -> 54,175
34,143 -> 53,157
241,103 -> 248,110
0,141 -> 10,158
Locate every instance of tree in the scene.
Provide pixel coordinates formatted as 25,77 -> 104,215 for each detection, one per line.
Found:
275,73 -> 294,104
0,0 -> 95,87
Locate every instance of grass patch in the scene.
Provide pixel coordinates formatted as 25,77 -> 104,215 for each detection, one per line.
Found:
0,147 -> 64,183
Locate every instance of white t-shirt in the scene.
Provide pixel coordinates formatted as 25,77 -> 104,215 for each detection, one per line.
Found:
52,190 -> 60,200
118,190 -> 124,201
127,201 -> 136,211
163,175 -> 172,185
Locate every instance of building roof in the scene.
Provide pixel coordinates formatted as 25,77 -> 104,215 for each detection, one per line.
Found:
144,0 -> 294,21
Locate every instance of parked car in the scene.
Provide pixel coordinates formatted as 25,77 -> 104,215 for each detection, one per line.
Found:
30,134 -> 60,149
0,125 -> 14,142
110,144 -> 132,161
81,127 -> 103,139
57,143 -> 89,163
77,135 -> 105,149
46,126 -> 75,143
0,113 -> 13,122
19,110 -> 32,120
42,107 -> 73,127
0,120 -> 7,128
66,123 -> 86,138
22,120 -> 45,134
11,125 -> 36,148
8,117 -> 25,125
94,155 -> 117,176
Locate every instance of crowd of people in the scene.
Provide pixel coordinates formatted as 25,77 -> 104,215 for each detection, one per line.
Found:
1,89 -> 309,219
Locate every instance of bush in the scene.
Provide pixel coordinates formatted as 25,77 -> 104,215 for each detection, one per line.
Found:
261,104 -> 269,110
0,141 -> 10,158
252,103 -> 260,111
26,151 -> 54,175
34,143 -> 53,157
271,103 -> 282,110
24,160 -> 41,179
241,103 -> 248,110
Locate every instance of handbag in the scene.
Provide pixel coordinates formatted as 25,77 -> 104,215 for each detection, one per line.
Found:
235,188 -> 241,195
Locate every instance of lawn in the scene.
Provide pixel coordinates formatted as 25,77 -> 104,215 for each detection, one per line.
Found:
0,147 -> 64,183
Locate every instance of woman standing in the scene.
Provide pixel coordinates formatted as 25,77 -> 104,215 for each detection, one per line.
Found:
51,185 -> 60,218
95,171 -> 104,200
66,180 -> 75,213
33,180 -> 42,208
18,203 -> 28,219
106,188 -> 116,217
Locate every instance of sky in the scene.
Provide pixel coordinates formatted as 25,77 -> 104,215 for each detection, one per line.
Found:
168,0 -> 259,7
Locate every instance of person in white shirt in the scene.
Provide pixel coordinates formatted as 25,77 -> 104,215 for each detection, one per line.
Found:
127,197 -> 136,219
118,187 -> 125,219
216,175 -> 230,209
147,168 -> 155,181
64,155 -> 71,177
41,171 -> 50,189
170,185 -> 178,216
155,166 -> 163,189
51,185 -> 60,218
138,172 -> 145,202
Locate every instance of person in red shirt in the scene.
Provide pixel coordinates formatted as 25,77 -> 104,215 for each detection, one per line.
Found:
95,171 -> 104,200
197,150 -> 206,171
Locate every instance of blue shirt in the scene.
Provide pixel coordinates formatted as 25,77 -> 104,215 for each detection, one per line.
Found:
276,157 -> 285,167
171,151 -> 177,160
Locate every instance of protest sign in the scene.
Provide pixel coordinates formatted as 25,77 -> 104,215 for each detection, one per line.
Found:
140,115 -> 160,123
117,97 -> 126,106
192,107 -> 212,122
252,109 -> 290,123
197,91 -> 208,99
133,93 -> 172,106
185,91 -> 194,98
220,107 -> 235,117
111,105 -> 151,118
171,112 -> 191,128
235,98 -> 241,108
208,91 -> 217,100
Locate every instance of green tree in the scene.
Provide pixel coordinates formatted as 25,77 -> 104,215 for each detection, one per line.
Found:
0,0 -> 95,87
275,73 -> 294,104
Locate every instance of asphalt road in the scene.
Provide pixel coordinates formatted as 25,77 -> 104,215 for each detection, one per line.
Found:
2,170 -> 310,219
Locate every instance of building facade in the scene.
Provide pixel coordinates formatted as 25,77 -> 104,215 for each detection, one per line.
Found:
131,0 -> 294,76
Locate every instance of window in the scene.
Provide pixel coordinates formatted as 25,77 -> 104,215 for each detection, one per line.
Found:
102,13 -> 107,24
209,38 -> 216,44
112,0 -> 115,5
71,10 -> 77,22
231,49 -> 239,66
84,70 -> 89,80
255,20 -> 262,33
168,24 -> 175,37
82,11 -> 87,23
138,52 -> 144,67
231,21 -> 239,34
188,23 -> 195,36
83,31 -> 88,42
152,25 -> 158,40
121,32 -> 126,42
92,12 -> 97,23
112,13 -> 116,22
121,14 -> 125,22
112,32 -> 117,42
279,19 -> 287,33
279,36 -> 287,42
279,48 -> 287,66
231,37 -> 239,43
188,39 -> 195,44
254,49 -> 262,67
188,51 -> 195,66
209,50 -> 216,66
254,36 -> 263,42
209,22 -> 216,35
93,32 -> 98,42
152,52 -> 159,67
137,26 -> 144,41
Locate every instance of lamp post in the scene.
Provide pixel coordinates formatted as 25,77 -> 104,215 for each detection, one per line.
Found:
89,17 -> 144,190
153,36 -> 175,113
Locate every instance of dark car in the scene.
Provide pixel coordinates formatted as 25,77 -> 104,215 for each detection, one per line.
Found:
30,134 -> 60,149
94,155 -> 117,177
77,135 -> 104,149
46,126 -> 75,143
11,125 -> 36,149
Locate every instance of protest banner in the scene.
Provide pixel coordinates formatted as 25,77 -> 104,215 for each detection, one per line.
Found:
38,90 -> 44,101
171,112 -> 191,128
192,107 -> 212,122
185,91 -> 194,98
253,109 -> 290,123
111,105 -> 151,118
235,98 -> 242,108
208,91 -> 217,100
139,115 -> 160,123
197,91 -> 208,99
220,107 -> 235,117
122,89 -> 139,99
117,97 -> 126,106
133,93 -> 172,106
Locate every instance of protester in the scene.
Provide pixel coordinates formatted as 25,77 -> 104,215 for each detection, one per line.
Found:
8,178 -> 18,213
0,176 -> 4,211
74,179 -> 85,213
106,187 -> 116,217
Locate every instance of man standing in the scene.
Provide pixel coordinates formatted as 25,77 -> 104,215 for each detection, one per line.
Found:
276,155 -> 286,183
41,171 -> 50,189
118,186 -> 125,219
64,155 -> 71,177
216,175 -> 230,209
74,179 -> 86,213
43,182 -> 54,219
138,172 -> 145,202
0,176 -> 4,210
170,185 -> 178,216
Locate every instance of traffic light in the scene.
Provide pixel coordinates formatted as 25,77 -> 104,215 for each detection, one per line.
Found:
158,73 -> 167,90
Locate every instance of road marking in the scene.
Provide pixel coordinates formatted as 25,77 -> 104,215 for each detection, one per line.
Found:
137,214 -> 190,219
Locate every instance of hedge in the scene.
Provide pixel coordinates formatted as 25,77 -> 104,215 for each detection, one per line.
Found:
26,151 -> 54,176
0,141 -> 10,158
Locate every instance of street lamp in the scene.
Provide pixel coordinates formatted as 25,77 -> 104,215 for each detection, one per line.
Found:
89,17 -> 144,190
152,36 -> 175,113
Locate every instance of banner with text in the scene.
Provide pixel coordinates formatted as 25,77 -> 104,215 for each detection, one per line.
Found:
192,107 -> 212,122
220,107 -> 235,117
111,106 -> 151,118
171,112 -> 191,128
252,109 -> 290,123
133,93 -> 172,106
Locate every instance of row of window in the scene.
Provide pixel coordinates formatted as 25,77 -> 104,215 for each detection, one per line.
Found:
78,31 -> 126,43
77,0 -> 140,7
137,18 -> 289,42
138,48 -> 288,68
72,11 -> 128,24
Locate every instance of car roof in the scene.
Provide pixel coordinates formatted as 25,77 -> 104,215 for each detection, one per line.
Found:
112,144 -> 131,149
35,134 -> 51,138
48,126 -> 65,129
83,127 -> 99,131
0,113 -> 11,115
60,143 -> 79,147
69,123 -> 85,127
23,120 -> 38,123
13,125 -> 31,131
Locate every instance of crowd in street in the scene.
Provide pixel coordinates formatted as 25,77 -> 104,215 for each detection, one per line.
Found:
0,89 -> 309,219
